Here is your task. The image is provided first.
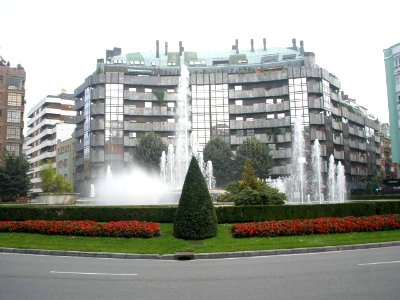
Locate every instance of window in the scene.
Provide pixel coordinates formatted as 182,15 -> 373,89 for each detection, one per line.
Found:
167,102 -> 175,108
267,114 -> 274,119
246,117 -> 254,121
234,85 -> 242,91
7,77 -> 24,90
7,109 -> 21,123
145,88 -> 152,93
167,89 -> 174,93
145,102 -> 152,108
167,118 -> 175,123
6,126 -> 19,139
236,116 -> 243,121
129,132 -> 136,138
129,87 -> 136,92
7,93 -> 22,106
277,113 -> 285,119
235,100 -> 243,106
6,144 -> 19,156
266,99 -> 274,104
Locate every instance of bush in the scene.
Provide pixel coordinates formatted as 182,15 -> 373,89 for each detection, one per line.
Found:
40,164 -> 73,193
174,157 -> 218,240
0,220 -> 160,238
219,159 -> 285,205
231,214 -> 400,238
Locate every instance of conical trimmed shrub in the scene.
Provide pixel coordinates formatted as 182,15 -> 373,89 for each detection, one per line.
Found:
174,156 -> 218,240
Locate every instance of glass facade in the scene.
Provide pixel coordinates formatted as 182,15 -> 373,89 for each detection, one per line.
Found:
105,72 -> 124,163
322,79 -> 331,112
83,87 -> 91,160
191,83 -> 229,149
289,78 -> 309,125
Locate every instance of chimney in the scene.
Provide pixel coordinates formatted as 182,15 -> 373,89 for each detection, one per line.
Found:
251,39 -> 254,52
235,39 -> 239,54
156,40 -> 159,58
292,38 -> 297,50
165,42 -> 168,55
113,47 -> 121,56
300,40 -> 304,54
179,41 -> 183,56
263,38 -> 266,51
96,59 -> 104,73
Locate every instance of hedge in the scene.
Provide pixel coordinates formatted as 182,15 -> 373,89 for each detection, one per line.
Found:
1,201 -> 400,223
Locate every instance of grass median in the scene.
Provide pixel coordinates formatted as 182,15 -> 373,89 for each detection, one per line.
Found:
0,224 -> 399,255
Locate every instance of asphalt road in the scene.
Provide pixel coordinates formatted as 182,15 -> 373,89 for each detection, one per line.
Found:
0,247 -> 399,300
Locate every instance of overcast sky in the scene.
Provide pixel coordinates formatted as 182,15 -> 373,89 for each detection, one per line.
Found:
1,0 -> 399,124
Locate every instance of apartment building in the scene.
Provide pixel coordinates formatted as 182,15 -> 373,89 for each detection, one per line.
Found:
383,43 -> 400,165
74,39 -> 382,193
0,56 -> 25,158
25,94 -> 76,193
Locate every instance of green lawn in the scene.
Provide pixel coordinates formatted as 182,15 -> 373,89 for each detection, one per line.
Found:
1,224 -> 399,255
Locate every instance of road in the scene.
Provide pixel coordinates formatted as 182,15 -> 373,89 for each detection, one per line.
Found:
0,247 -> 399,300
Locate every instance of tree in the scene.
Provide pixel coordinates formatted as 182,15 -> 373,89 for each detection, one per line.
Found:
234,137 -> 273,180
174,156 -> 218,240
203,137 -> 234,188
133,132 -> 167,173
40,163 -> 73,193
0,153 -> 31,201
219,159 -> 286,205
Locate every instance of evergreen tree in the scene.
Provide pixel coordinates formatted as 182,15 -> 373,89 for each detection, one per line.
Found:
0,153 -> 31,201
203,137 -> 234,187
174,156 -> 218,240
234,137 -> 273,180
133,132 -> 167,172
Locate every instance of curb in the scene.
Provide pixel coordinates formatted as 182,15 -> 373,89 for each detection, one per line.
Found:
1,241 -> 399,260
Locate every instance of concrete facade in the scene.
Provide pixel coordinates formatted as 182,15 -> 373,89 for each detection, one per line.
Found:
25,94 -> 76,193
74,39 -> 382,194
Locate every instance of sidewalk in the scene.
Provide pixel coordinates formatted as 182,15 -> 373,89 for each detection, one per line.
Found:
1,241 -> 399,260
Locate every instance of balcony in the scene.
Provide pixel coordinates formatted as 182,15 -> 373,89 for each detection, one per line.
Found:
90,134 -> 105,146
124,121 -> 176,132
229,86 -> 289,99
229,101 -> 289,114
308,98 -> 323,109
272,148 -> 292,159
91,103 -> 105,115
332,120 -> 342,131
124,106 -> 175,117
307,82 -> 322,94
90,119 -> 105,131
124,136 -> 140,147
309,113 -> 325,125
230,117 -> 290,129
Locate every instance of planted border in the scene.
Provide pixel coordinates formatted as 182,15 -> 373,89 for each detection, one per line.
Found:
0,220 -> 160,238
231,214 -> 400,238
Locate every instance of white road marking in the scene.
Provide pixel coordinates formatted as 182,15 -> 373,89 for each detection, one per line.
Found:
358,260 -> 400,266
50,271 -> 138,276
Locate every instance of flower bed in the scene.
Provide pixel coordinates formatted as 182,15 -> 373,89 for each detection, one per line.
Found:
0,220 -> 160,238
231,214 -> 400,238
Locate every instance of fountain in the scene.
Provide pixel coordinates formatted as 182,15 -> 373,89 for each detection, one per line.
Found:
268,115 -> 347,204
92,64 -> 215,205
159,64 -> 215,190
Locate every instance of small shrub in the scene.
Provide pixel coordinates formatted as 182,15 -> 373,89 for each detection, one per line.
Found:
219,159 -> 285,205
